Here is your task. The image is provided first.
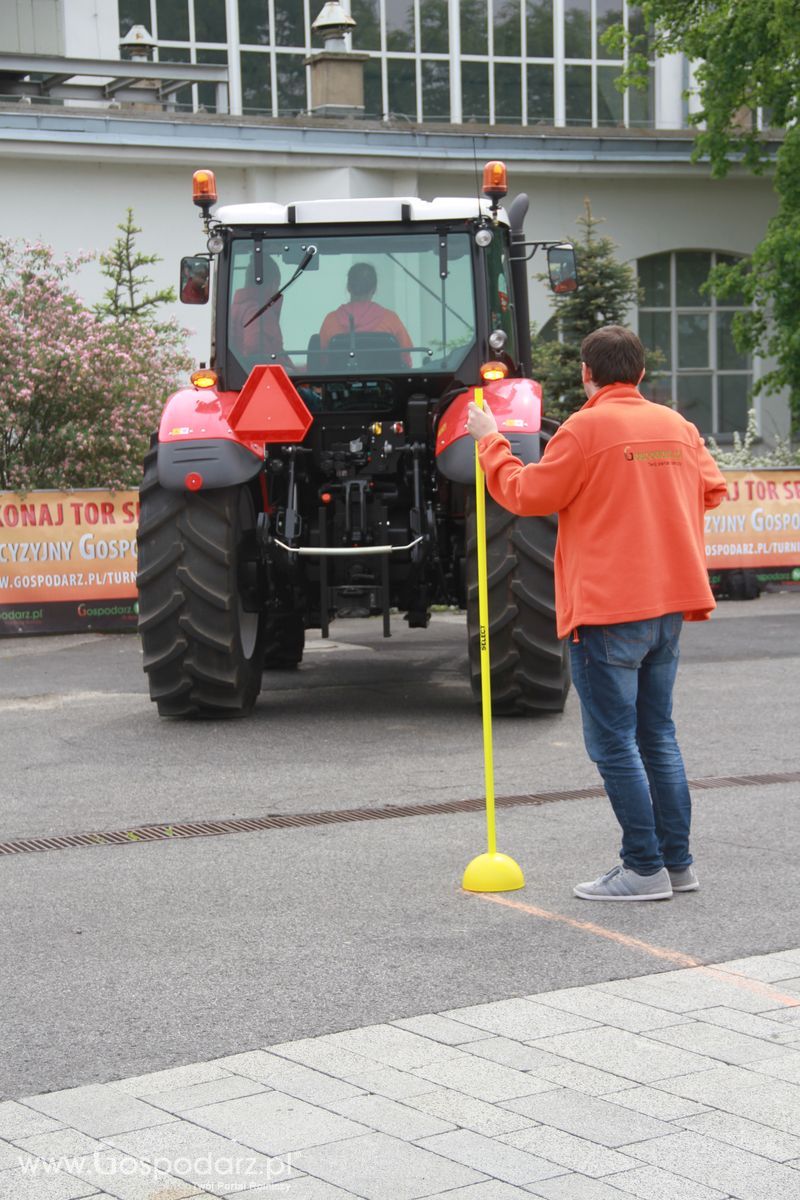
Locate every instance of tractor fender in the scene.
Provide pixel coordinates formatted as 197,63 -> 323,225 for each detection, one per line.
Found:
156,385 -> 265,490
435,377 -> 543,485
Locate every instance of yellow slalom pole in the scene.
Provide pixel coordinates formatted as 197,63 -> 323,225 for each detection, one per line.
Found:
474,390 -> 498,858
462,388 -> 525,893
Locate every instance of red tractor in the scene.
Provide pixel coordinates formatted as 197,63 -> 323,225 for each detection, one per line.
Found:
137,162 -> 577,717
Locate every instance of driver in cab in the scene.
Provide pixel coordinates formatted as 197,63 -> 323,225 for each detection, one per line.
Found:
319,262 -> 413,366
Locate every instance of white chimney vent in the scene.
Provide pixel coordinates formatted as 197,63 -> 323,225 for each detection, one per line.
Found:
312,3 -> 356,51
119,24 -> 156,61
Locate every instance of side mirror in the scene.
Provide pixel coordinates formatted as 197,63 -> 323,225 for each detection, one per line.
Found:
547,244 -> 578,294
179,255 -> 210,305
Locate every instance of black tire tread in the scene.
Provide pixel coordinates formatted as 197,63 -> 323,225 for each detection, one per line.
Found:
136,445 -> 264,717
465,428 -> 570,716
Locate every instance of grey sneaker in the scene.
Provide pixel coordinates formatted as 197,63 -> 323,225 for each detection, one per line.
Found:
573,865 -> 673,901
668,865 -> 699,892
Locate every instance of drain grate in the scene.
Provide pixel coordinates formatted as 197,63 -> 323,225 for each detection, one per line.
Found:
1,771 -> 798,859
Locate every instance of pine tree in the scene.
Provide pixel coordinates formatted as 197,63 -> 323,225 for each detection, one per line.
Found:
531,200 -> 643,421
95,209 -> 176,323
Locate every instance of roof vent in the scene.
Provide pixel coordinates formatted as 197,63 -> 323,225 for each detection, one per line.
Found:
311,3 -> 357,52
307,3 -> 367,118
119,24 -> 156,62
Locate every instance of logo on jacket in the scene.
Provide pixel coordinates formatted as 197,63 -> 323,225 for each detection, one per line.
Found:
624,445 -> 683,465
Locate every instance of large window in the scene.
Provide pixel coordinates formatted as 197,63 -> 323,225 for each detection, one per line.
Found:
226,232 -> 476,381
118,0 -> 656,128
637,251 -> 752,436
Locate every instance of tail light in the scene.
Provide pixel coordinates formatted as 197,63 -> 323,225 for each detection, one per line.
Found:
190,368 -> 218,389
480,361 -> 509,382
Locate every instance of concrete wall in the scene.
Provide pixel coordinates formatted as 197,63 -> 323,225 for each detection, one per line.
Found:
0,1 -> 118,56
1,0 -> 63,54
60,0 -> 120,58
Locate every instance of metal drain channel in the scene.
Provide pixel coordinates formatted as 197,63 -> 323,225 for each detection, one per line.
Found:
1,771 -> 798,859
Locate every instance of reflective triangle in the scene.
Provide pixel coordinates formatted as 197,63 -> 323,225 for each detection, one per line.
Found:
227,365 -> 313,443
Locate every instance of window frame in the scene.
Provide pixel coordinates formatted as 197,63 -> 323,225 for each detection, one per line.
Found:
637,249 -> 754,437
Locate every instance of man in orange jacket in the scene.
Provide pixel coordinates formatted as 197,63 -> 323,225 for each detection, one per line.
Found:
467,325 -> 728,901
319,262 -> 413,367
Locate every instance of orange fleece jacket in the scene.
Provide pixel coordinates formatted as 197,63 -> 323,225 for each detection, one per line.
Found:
478,383 -> 728,639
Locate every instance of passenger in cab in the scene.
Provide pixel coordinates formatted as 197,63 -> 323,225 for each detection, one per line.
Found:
230,256 -> 289,365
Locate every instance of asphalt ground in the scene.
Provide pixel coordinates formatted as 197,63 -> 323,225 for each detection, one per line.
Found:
1,593 -> 799,1099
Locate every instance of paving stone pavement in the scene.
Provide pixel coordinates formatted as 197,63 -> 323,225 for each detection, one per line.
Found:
2,950 -> 800,1199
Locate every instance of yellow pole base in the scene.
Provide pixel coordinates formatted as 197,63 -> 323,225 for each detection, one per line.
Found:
462,851 -> 525,893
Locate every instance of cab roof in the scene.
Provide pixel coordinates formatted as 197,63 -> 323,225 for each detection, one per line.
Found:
213,196 -> 509,227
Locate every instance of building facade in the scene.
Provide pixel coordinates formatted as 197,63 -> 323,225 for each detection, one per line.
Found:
0,0 -> 788,440
116,0 -> 668,130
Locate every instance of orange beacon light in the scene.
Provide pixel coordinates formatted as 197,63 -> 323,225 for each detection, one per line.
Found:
192,169 -> 218,212
482,160 -> 508,211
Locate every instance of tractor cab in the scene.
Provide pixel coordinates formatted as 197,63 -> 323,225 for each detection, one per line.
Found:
214,204 -> 518,418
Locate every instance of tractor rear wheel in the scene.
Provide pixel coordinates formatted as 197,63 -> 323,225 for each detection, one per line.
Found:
136,444 -> 265,717
466,483 -> 570,717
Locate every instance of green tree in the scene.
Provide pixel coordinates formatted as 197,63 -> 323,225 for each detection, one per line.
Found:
531,201 -> 642,421
607,0 -> 800,433
96,208 -> 176,323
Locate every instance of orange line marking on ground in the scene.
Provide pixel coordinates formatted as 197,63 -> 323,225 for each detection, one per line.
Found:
475,892 -> 701,966
472,892 -> 800,1008
696,965 -> 800,1008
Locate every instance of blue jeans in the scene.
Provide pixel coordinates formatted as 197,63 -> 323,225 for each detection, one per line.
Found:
569,614 -> 693,876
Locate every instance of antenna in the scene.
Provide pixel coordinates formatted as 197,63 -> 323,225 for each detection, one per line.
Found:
472,136 -> 482,214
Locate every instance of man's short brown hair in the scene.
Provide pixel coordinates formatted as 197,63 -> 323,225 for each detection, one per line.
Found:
347,262 -> 377,299
581,325 -> 645,387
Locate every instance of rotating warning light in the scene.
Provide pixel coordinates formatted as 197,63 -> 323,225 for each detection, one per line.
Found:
185,472 -> 203,491
482,160 -> 508,205
190,368 -> 218,389
480,360 -> 509,382
192,169 -> 218,209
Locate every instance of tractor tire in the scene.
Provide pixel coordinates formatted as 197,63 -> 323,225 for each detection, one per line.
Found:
136,443 -> 265,717
263,611 -> 305,669
466,472 -> 570,716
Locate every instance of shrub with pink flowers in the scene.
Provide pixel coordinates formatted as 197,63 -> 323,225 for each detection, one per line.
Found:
0,233 -> 191,490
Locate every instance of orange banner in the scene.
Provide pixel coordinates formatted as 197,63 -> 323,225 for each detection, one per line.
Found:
706,470 -> 800,572
1,471 -> 798,635
0,490 -> 140,634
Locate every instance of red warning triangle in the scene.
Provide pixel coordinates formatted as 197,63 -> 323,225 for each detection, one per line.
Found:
227,365 -> 313,443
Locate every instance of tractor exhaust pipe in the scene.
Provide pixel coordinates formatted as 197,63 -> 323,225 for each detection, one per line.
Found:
508,193 -> 533,380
